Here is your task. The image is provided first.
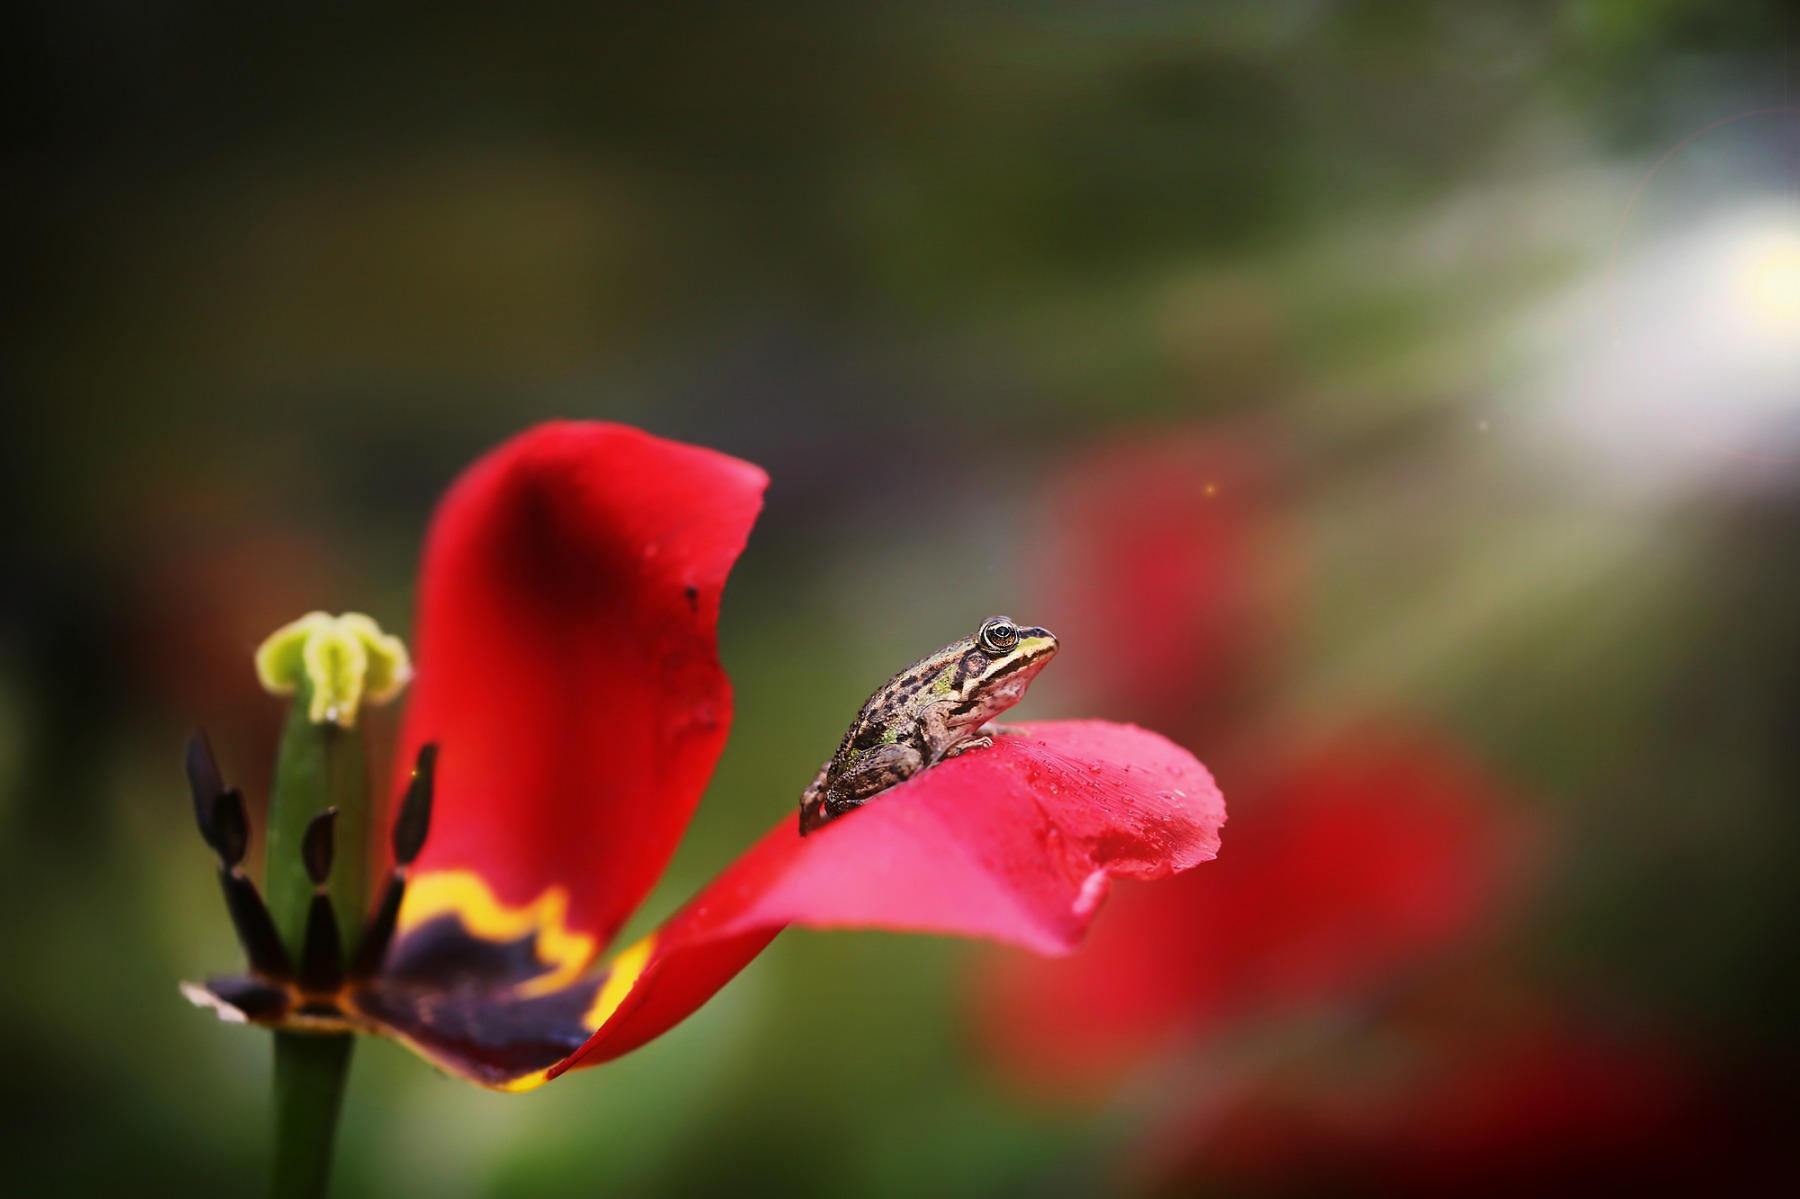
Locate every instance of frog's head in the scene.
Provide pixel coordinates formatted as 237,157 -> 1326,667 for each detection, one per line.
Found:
952,615 -> 1058,726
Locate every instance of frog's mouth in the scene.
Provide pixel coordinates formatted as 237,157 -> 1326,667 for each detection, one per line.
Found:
984,667 -> 1043,711
973,637 -> 1057,717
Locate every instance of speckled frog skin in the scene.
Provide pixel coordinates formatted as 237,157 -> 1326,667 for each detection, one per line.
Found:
797,616 -> 1058,835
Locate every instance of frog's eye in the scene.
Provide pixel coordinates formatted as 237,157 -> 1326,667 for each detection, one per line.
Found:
979,618 -> 1019,654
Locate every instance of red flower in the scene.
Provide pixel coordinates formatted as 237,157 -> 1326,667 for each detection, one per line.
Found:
972,427 -> 1531,1094
969,425 -> 1789,1192
185,421 -> 1224,1090
976,730 -> 1530,1091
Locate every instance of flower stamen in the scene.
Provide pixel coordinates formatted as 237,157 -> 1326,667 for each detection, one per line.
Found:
185,730 -> 294,982
297,809 -> 346,996
349,743 -> 437,982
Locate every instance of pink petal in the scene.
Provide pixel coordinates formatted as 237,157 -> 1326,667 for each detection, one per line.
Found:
548,720 -> 1224,1075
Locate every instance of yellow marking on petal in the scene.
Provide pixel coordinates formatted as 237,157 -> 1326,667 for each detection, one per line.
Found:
494,1068 -> 552,1094
255,610 -> 410,728
584,934 -> 656,1033
401,870 -> 597,997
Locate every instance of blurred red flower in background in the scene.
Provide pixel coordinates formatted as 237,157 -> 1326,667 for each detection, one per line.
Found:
977,730 -> 1530,1093
962,421 -> 1800,1191
981,421 -> 1533,1091
1031,425 -> 1293,727
138,522 -> 347,797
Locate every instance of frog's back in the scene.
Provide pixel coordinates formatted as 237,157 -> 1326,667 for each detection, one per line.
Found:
800,616 -> 1057,836
837,646 -> 960,761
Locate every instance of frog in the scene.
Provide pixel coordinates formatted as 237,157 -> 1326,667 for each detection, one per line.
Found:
797,615 -> 1059,836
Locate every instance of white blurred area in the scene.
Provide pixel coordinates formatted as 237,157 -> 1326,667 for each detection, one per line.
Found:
1289,127 -> 1800,719
1505,181 -> 1800,497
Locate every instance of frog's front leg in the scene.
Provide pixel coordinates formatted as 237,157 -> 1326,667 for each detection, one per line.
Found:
933,719 -> 1025,765
943,720 -> 1029,756
801,743 -> 924,835
940,735 -> 993,761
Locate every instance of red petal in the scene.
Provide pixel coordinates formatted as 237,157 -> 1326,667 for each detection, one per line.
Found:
396,422 -> 766,949
974,730 -> 1534,1091
545,720 -> 1223,1075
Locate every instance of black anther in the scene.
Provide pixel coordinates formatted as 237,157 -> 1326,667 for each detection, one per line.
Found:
302,808 -> 338,885
349,874 -> 407,981
391,743 -> 437,866
210,788 -> 249,867
219,867 -> 294,982
186,730 -> 226,854
297,893 -> 344,993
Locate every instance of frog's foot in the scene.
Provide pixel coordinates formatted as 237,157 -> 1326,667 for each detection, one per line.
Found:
941,723 -> 1027,763
940,736 -> 994,761
798,794 -> 839,836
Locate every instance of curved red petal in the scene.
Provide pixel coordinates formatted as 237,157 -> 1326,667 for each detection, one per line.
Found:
396,422 -> 767,950
543,720 -> 1223,1076
974,730 -> 1535,1091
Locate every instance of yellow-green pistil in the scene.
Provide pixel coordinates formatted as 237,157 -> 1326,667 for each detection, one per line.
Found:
254,611 -> 410,1199
254,611 -> 410,957
256,611 -> 412,730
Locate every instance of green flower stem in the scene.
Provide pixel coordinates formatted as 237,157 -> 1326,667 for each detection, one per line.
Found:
265,675 -> 374,1198
273,1032 -> 354,1199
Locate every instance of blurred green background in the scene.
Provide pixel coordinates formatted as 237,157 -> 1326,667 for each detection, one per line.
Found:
6,2 -> 1799,1195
